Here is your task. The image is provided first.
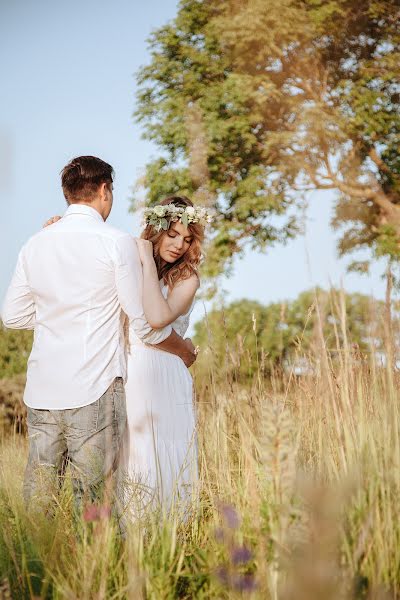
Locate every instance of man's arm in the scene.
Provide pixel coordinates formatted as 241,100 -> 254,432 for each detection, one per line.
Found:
1,248 -> 36,329
115,235 -> 196,366
152,329 -> 196,367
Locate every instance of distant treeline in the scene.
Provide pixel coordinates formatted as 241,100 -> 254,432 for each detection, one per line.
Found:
192,289 -> 394,382
0,288 -> 394,389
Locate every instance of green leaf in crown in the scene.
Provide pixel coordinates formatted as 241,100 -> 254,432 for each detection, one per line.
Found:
181,212 -> 189,228
142,204 -> 214,231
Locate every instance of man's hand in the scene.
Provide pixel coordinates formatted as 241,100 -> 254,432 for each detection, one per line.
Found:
181,338 -> 197,368
153,329 -> 198,368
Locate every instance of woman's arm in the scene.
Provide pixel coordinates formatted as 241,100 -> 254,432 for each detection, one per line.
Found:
136,239 -> 199,329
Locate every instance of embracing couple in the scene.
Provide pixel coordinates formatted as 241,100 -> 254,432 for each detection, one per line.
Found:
1,155 -> 211,522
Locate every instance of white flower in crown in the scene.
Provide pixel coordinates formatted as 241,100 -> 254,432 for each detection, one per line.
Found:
142,203 -> 215,231
153,205 -> 166,217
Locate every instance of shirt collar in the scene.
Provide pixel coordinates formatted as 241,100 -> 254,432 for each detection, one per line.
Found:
64,203 -> 104,223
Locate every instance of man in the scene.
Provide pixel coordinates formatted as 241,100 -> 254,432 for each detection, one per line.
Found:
1,155 -> 196,514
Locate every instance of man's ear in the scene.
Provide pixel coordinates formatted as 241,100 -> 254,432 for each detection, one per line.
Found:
99,182 -> 108,201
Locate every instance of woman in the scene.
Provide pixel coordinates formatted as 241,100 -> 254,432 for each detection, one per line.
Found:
123,196 -> 209,516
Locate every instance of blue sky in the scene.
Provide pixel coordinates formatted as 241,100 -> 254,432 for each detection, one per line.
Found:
0,0 -> 388,334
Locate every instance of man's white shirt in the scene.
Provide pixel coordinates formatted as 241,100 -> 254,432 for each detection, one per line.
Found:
1,204 -> 172,409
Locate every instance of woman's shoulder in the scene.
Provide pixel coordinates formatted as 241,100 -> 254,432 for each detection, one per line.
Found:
169,272 -> 200,297
177,272 -> 200,290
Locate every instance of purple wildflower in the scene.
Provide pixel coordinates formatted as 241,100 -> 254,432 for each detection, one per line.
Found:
220,504 -> 240,529
216,566 -> 230,585
233,574 -> 257,592
231,546 -> 253,565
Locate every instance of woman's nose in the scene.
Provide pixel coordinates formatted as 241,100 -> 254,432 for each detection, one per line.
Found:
174,236 -> 184,249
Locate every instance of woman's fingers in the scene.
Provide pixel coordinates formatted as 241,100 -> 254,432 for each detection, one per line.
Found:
43,215 -> 62,228
136,239 -> 154,263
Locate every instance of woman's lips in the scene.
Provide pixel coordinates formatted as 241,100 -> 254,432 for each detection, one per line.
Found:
168,250 -> 181,258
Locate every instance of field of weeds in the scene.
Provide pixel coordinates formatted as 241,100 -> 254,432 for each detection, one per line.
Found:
1,293 -> 399,599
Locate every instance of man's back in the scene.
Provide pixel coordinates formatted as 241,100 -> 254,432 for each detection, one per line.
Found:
3,155 -> 177,515
4,204 -> 131,409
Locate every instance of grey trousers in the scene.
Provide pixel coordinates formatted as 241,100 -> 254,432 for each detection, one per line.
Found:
23,377 -> 127,515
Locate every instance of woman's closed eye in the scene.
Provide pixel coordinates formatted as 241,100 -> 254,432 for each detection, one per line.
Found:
168,232 -> 193,244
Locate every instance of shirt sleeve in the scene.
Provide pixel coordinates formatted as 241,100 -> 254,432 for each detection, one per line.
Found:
1,247 -> 36,330
115,234 -> 172,344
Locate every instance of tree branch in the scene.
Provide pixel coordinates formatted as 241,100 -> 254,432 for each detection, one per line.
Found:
322,155 -> 400,224
369,147 -> 395,177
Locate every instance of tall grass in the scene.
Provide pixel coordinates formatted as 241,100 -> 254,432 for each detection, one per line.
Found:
0,288 -> 399,598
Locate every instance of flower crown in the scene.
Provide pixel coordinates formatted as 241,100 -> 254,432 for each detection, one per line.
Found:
142,203 -> 214,232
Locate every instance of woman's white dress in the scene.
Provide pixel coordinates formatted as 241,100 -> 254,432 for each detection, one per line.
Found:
122,281 -> 197,514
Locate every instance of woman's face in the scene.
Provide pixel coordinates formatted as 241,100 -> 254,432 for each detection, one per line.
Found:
158,220 -> 193,263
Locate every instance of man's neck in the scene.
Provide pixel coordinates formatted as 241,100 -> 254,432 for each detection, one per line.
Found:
70,200 -> 105,220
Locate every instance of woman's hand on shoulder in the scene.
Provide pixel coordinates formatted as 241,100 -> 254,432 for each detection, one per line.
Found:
43,215 -> 62,228
136,238 -> 154,265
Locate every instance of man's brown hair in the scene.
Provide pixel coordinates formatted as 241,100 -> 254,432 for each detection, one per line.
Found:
61,156 -> 114,204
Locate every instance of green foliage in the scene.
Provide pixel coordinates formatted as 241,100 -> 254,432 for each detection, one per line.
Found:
133,0 -> 399,277
0,327 -> 32,379
193,289 -> 386,381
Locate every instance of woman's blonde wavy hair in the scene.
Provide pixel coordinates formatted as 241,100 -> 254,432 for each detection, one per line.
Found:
141,196 -> 204,289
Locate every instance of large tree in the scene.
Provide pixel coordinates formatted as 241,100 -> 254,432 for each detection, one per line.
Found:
133,0 -> 399,277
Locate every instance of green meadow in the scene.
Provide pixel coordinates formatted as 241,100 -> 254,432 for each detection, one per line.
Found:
1,289 -> 399,599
